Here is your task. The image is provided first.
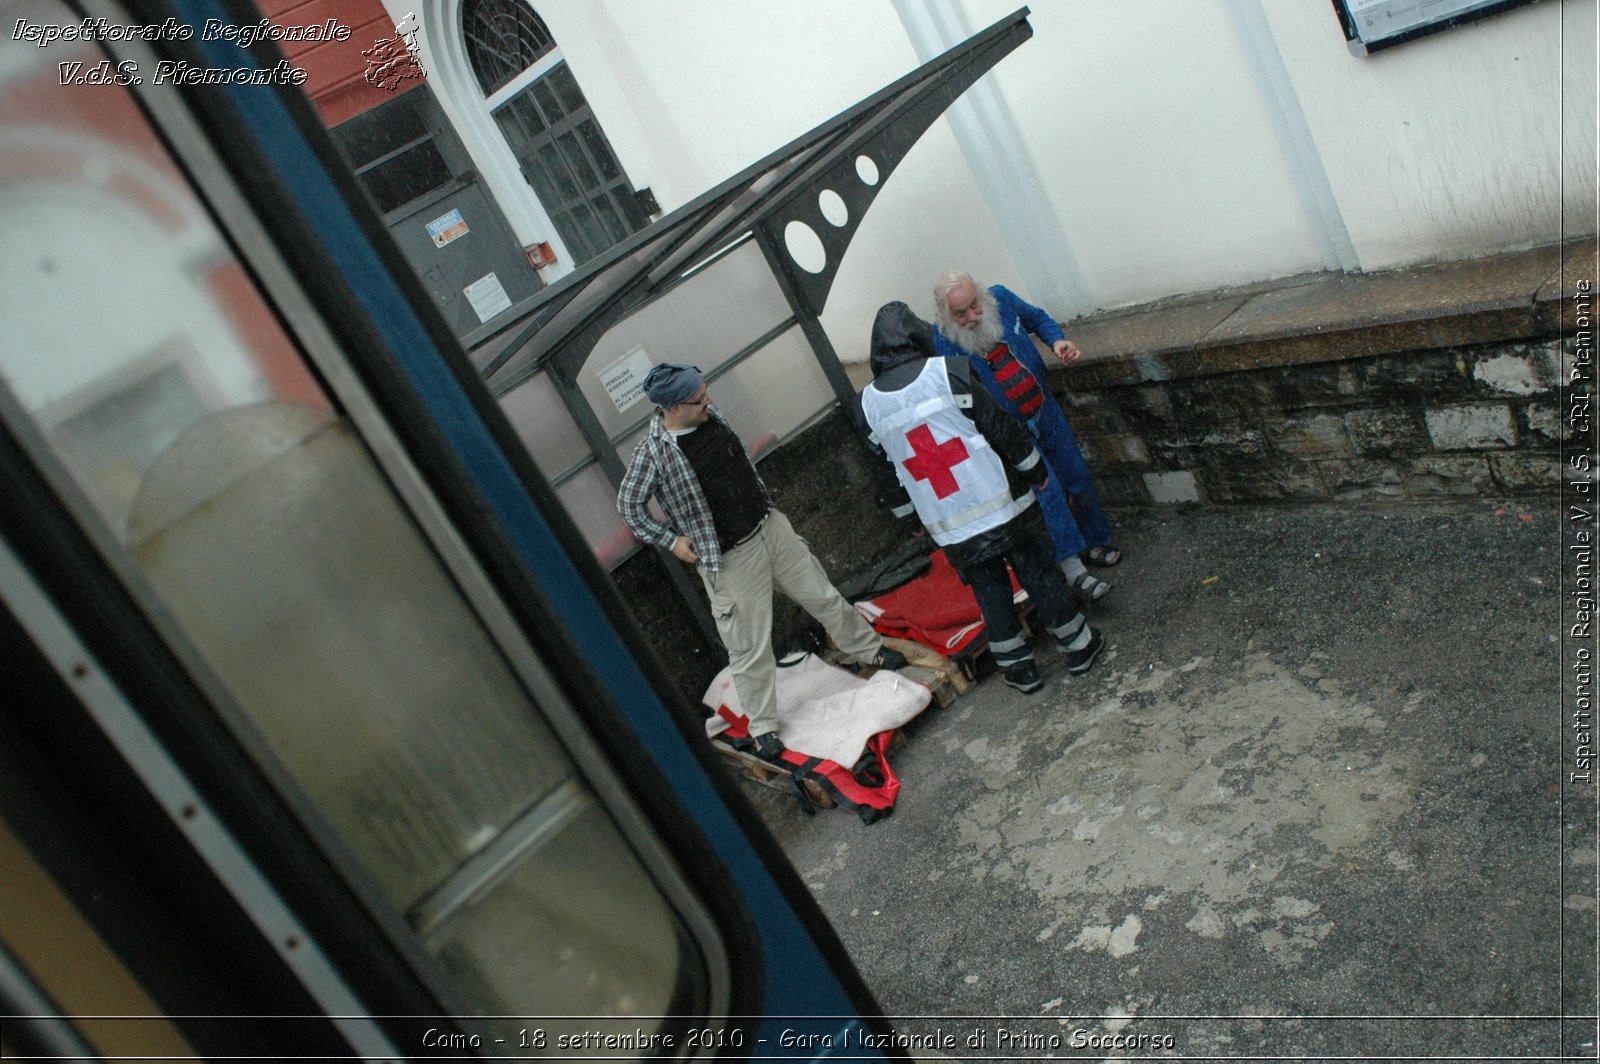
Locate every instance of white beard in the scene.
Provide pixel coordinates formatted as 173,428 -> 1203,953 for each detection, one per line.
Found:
938,289 -> 1005,354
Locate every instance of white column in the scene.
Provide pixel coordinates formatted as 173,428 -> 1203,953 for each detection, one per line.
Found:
891,0 -> 1096,318
1224,0 -> 1360,273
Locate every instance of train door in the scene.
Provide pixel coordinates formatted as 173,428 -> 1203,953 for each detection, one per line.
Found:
0,2 -> 905,1059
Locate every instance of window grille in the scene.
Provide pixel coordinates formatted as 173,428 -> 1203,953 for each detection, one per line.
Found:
462,0 -> 555,96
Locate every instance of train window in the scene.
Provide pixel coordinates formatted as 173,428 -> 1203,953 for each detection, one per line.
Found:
0,9 -> 723,1051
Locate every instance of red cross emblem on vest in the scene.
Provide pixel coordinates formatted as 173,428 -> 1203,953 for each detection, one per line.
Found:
902,424 -> 969,499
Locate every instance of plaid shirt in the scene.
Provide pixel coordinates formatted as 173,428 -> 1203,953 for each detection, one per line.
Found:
616,408 -> 770,572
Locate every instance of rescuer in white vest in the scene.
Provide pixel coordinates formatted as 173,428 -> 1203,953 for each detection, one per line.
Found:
858,303 -> 1105,693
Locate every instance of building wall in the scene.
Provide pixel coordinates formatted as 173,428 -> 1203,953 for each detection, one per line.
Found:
1256,0 -> 1588,271
372,0 -> 1594,364
260,0 -> 400,127
970,0 -> 1330,306
1067,337 -> 1568,507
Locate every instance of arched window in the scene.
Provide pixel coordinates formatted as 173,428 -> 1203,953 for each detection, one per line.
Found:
463,0 -> 554,96
463,0 -> 649,267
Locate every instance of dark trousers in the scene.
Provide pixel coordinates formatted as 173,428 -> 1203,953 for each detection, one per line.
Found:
964,512 -> 1084,668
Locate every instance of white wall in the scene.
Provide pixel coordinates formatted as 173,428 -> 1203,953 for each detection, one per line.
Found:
406,0 -> 1597,361
536,0 -> 1024,361
967,0 -> 1329,308
1259,0 -> 1593,269
540,0 -> 911,203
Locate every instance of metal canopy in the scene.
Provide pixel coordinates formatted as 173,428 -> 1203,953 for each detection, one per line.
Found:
477,8 -> 1033,399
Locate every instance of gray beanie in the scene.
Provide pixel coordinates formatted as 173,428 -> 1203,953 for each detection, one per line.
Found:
643,362 -> 703,407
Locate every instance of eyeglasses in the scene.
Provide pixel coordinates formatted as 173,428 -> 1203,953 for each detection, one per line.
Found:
681,390 -> 711,407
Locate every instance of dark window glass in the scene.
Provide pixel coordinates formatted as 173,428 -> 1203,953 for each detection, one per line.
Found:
579,121 -> 620,182
513,93 -> 546,136
557,130 -> 596,188
361,141 -> 453,213
338,100 -> 429,169
532,78 -> 562,123
563,202 -> 606,263
551,64 -> 584,113
536,141 -> 577,200
519,148 -> 553,201
463,0 -> 556,96
591,194 -> 629,245
492,106 -> 528,156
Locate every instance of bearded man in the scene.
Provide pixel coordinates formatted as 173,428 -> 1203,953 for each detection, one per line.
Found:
858,302 -> 1104,693
932,272 -> 1120,603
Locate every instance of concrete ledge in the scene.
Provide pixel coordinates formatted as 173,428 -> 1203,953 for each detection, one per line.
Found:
1059,238 -> 1595,390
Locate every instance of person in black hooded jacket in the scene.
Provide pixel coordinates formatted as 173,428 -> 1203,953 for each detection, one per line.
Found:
856,302 -> 1104,693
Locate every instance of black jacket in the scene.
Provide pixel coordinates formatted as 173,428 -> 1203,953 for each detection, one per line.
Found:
856,302 -> 1050,572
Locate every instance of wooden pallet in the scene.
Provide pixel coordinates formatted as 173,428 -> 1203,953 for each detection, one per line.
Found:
817,636 -> 969,707
714,740 -> 837,807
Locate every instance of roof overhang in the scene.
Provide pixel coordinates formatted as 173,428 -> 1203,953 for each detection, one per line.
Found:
475,8 -> 1033,395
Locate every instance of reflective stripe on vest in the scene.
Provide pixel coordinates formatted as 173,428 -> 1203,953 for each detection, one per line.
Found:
861,359 -> 1033,547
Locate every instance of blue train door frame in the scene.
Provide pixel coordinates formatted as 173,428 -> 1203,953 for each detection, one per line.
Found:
0,1 -> 909,1058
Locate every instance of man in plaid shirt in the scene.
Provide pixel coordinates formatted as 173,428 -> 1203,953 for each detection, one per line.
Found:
618,363 -> 906,762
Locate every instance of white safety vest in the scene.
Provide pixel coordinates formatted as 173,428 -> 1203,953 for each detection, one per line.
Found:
861,359 -> 1034,547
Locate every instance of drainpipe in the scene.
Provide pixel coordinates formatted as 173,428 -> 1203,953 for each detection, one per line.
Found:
892,0 -> 1095,319
1224,0 -> 1360,273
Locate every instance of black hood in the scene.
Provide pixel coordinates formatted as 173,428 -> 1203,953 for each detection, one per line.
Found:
868,301 -> 936,379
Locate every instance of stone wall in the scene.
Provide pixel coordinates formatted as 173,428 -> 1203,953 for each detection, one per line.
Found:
1056,337 -> 1566,506
612,334 -> 1565,703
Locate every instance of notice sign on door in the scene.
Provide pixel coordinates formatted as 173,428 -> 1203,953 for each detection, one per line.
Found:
426,208 -> 469,248
599,346 -> 655,413
464,272 -> 512,323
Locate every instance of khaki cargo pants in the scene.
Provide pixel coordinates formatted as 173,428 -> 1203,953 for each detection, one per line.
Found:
700,509 -> 883,737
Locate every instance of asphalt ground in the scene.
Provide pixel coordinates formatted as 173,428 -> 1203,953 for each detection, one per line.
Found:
737,498 -> 1592,1060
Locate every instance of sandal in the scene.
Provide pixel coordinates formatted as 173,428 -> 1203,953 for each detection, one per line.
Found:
1066,570 -> 1111,603
1084,545 -> 1122,568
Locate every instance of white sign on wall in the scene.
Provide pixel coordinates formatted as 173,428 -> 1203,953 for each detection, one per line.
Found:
599,346 -> 655,413
463,272 -> 512,323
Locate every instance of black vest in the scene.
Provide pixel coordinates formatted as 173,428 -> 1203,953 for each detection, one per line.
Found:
679,418 -> 769,549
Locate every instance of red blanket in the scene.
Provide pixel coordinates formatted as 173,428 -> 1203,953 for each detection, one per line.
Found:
856,549 -> 1022,657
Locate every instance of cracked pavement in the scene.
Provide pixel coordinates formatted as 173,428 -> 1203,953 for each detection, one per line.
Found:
739,499 -> 1590,1059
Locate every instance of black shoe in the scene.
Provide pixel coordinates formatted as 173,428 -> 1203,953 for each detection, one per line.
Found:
1063,627 -> 1105,675
1002,660 -> 1043,694
751,731 -> 787,762
870,646 -> 909,671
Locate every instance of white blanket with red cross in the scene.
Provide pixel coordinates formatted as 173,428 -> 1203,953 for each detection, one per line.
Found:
702,652 -> 930,767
